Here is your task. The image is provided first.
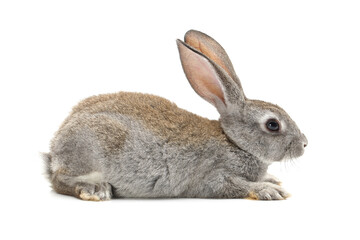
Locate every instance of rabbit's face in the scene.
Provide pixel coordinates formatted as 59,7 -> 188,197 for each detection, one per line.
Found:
221,100 -> 307,163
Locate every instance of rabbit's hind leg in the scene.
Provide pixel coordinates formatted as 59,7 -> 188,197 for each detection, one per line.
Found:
51,170 -> 113,201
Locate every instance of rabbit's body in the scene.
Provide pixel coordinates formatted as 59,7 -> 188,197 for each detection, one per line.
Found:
48,92 -> 267,199
44,30 -> 307,201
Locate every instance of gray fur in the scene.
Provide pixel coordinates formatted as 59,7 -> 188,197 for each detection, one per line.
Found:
44,30 -> 307,201
105,115 -> 269,198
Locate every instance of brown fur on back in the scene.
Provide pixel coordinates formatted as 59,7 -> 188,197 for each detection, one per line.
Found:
69,92 -> 227,146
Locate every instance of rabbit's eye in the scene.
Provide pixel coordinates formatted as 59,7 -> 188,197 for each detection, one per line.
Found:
266,119 -> 280,132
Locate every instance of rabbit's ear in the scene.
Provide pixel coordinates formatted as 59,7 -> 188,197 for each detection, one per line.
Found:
184,30 -> 245,95
177,39 -> 245,114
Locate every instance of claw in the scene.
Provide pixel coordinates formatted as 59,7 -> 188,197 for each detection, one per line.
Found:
79,192 -> 101,201
75,182 -> 112,201
246,182 -> 289,201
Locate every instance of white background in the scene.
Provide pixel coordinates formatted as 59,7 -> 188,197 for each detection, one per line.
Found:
1,0 -> 359,239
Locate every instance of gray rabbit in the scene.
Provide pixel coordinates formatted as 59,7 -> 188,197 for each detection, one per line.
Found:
43,30 -> 307,201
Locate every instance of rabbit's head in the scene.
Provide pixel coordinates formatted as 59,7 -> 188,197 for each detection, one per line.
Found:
177,30 -> 307,163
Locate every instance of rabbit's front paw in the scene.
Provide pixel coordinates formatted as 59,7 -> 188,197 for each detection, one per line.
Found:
247,183 -> 290,200
75,182 -> 113,201
263,174 -> 282,186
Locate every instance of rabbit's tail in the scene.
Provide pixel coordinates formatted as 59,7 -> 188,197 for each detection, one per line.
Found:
41,152 -> 53,179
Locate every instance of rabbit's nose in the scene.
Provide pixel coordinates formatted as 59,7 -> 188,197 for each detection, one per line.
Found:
302,134 -> 308,148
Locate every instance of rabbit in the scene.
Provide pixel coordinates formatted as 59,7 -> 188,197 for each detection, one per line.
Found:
43,30 -> 307,201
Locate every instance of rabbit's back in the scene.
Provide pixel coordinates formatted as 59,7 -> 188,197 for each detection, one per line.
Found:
67,92 -> 226,145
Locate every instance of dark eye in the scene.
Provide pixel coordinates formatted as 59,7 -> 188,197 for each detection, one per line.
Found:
266,119 -> 280,132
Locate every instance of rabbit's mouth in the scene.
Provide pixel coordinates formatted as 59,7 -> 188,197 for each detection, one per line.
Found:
284,140 -> 305,160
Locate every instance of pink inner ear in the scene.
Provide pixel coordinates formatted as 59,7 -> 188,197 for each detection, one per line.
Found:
185,34 -> 233,81
180,44 -> 225,106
